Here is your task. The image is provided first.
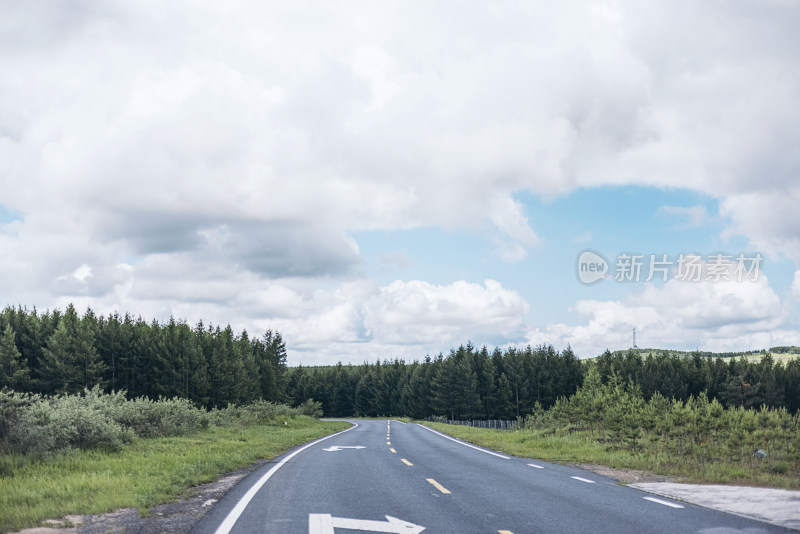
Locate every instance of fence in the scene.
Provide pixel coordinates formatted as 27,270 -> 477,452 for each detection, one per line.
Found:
426,417 -> 520,430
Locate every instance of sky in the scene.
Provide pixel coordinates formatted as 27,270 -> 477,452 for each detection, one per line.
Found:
1,1 -> 799,365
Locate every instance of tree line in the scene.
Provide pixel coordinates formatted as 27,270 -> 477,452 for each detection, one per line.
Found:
286,344 -> 583,419
1,304 -> 799,416
284,346 -> 800,418
0,305 -> 287,408
592,349 -> 800,413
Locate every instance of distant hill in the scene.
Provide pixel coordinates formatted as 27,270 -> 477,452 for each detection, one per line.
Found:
593,346 -> 800,364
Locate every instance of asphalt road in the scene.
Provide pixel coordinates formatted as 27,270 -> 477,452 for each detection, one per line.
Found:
193,420 -> 793,534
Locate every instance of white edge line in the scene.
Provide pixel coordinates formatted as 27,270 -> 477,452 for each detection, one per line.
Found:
213,423 -> 358,534
416,423 -> 510,459
527,463 -> 544,469
571,476 -> 595,483
643,496 -> 684,509
391,419 -> 408,424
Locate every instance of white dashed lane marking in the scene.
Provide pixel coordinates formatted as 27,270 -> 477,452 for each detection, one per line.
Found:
643,497 -> 684,509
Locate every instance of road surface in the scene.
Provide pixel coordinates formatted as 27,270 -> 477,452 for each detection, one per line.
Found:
193,419 -> 792,533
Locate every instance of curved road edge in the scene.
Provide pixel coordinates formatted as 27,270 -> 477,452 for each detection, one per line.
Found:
208,422 -> 358,534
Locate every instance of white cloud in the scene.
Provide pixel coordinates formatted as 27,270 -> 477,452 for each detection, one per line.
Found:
526,275 -> 789,357
253,278 -> 529,362
792,271 -> 800,302
18,273 -> 528,365
264,278 -> 528,363
720,188 -> 800,263
1,1 -> 799,363
368,279 -> 528,344
488,195 -> 540,262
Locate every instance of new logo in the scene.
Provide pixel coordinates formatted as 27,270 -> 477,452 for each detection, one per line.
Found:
577,250 -> 609,284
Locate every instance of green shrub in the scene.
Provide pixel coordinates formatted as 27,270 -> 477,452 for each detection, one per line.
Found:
5,394 -> 131,457
296,399 -> 323,418
0,387 -> 308,459
0,389 -> 39,450
210,400 -> 299,427
0,388 -> 205,457
769,462 -> 789,475
111,395 -> 207,438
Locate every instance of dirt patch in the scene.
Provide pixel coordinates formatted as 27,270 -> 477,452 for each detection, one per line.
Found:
572,463 -> 679,484
10,460 -> 267,534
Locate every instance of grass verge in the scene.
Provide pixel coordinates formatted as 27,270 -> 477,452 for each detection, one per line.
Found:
0,417 -> 350,532
421,422 -> 800,490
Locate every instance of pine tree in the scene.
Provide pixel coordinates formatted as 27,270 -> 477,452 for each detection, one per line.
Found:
430,354 -> 457,419
473,346 -> 497,418
1,306 -> 45,391
354,371 -> 378,417
503,348 -> 528,417
206,325 -> 246,407
236,330 -> 262,403
401,362 -> 433,419
187,323 -> 210,406
570,365 -> 607,438
99,312 -> 124,392
0,324 -> 30,390
493,372 -> 515,420
377,360 -> 405,415
39,304 -> 106,393
328,363 -> 356,417
431,353 -> 480,420
263,330 -> 288,398
253,337 -> 278,401
453,357 -> 481,419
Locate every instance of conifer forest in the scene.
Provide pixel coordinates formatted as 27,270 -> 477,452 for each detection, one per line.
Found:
1,305 -> 798,419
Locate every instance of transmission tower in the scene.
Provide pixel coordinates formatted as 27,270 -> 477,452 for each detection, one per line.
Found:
632,328 -> 638,349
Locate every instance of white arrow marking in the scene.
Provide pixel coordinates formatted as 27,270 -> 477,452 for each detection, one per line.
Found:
322,445 -> 366,452
309,514 -> 425,534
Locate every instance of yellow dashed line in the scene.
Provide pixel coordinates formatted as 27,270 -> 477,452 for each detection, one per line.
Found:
426,478 -> 451,494
387,441 -> 391,445
401,458 -> 413,466
390,448 -> 397,453
498,531 -> 514,534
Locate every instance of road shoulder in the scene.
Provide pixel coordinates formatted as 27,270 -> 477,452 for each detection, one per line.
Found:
628,483 -> 800,531
9,462 -> 264,534
576,463 -> 800,531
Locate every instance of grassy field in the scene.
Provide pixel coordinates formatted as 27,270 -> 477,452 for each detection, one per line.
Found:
421,422 -> 800,490
0,417 -> 350,532
737,353 -> 798,364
